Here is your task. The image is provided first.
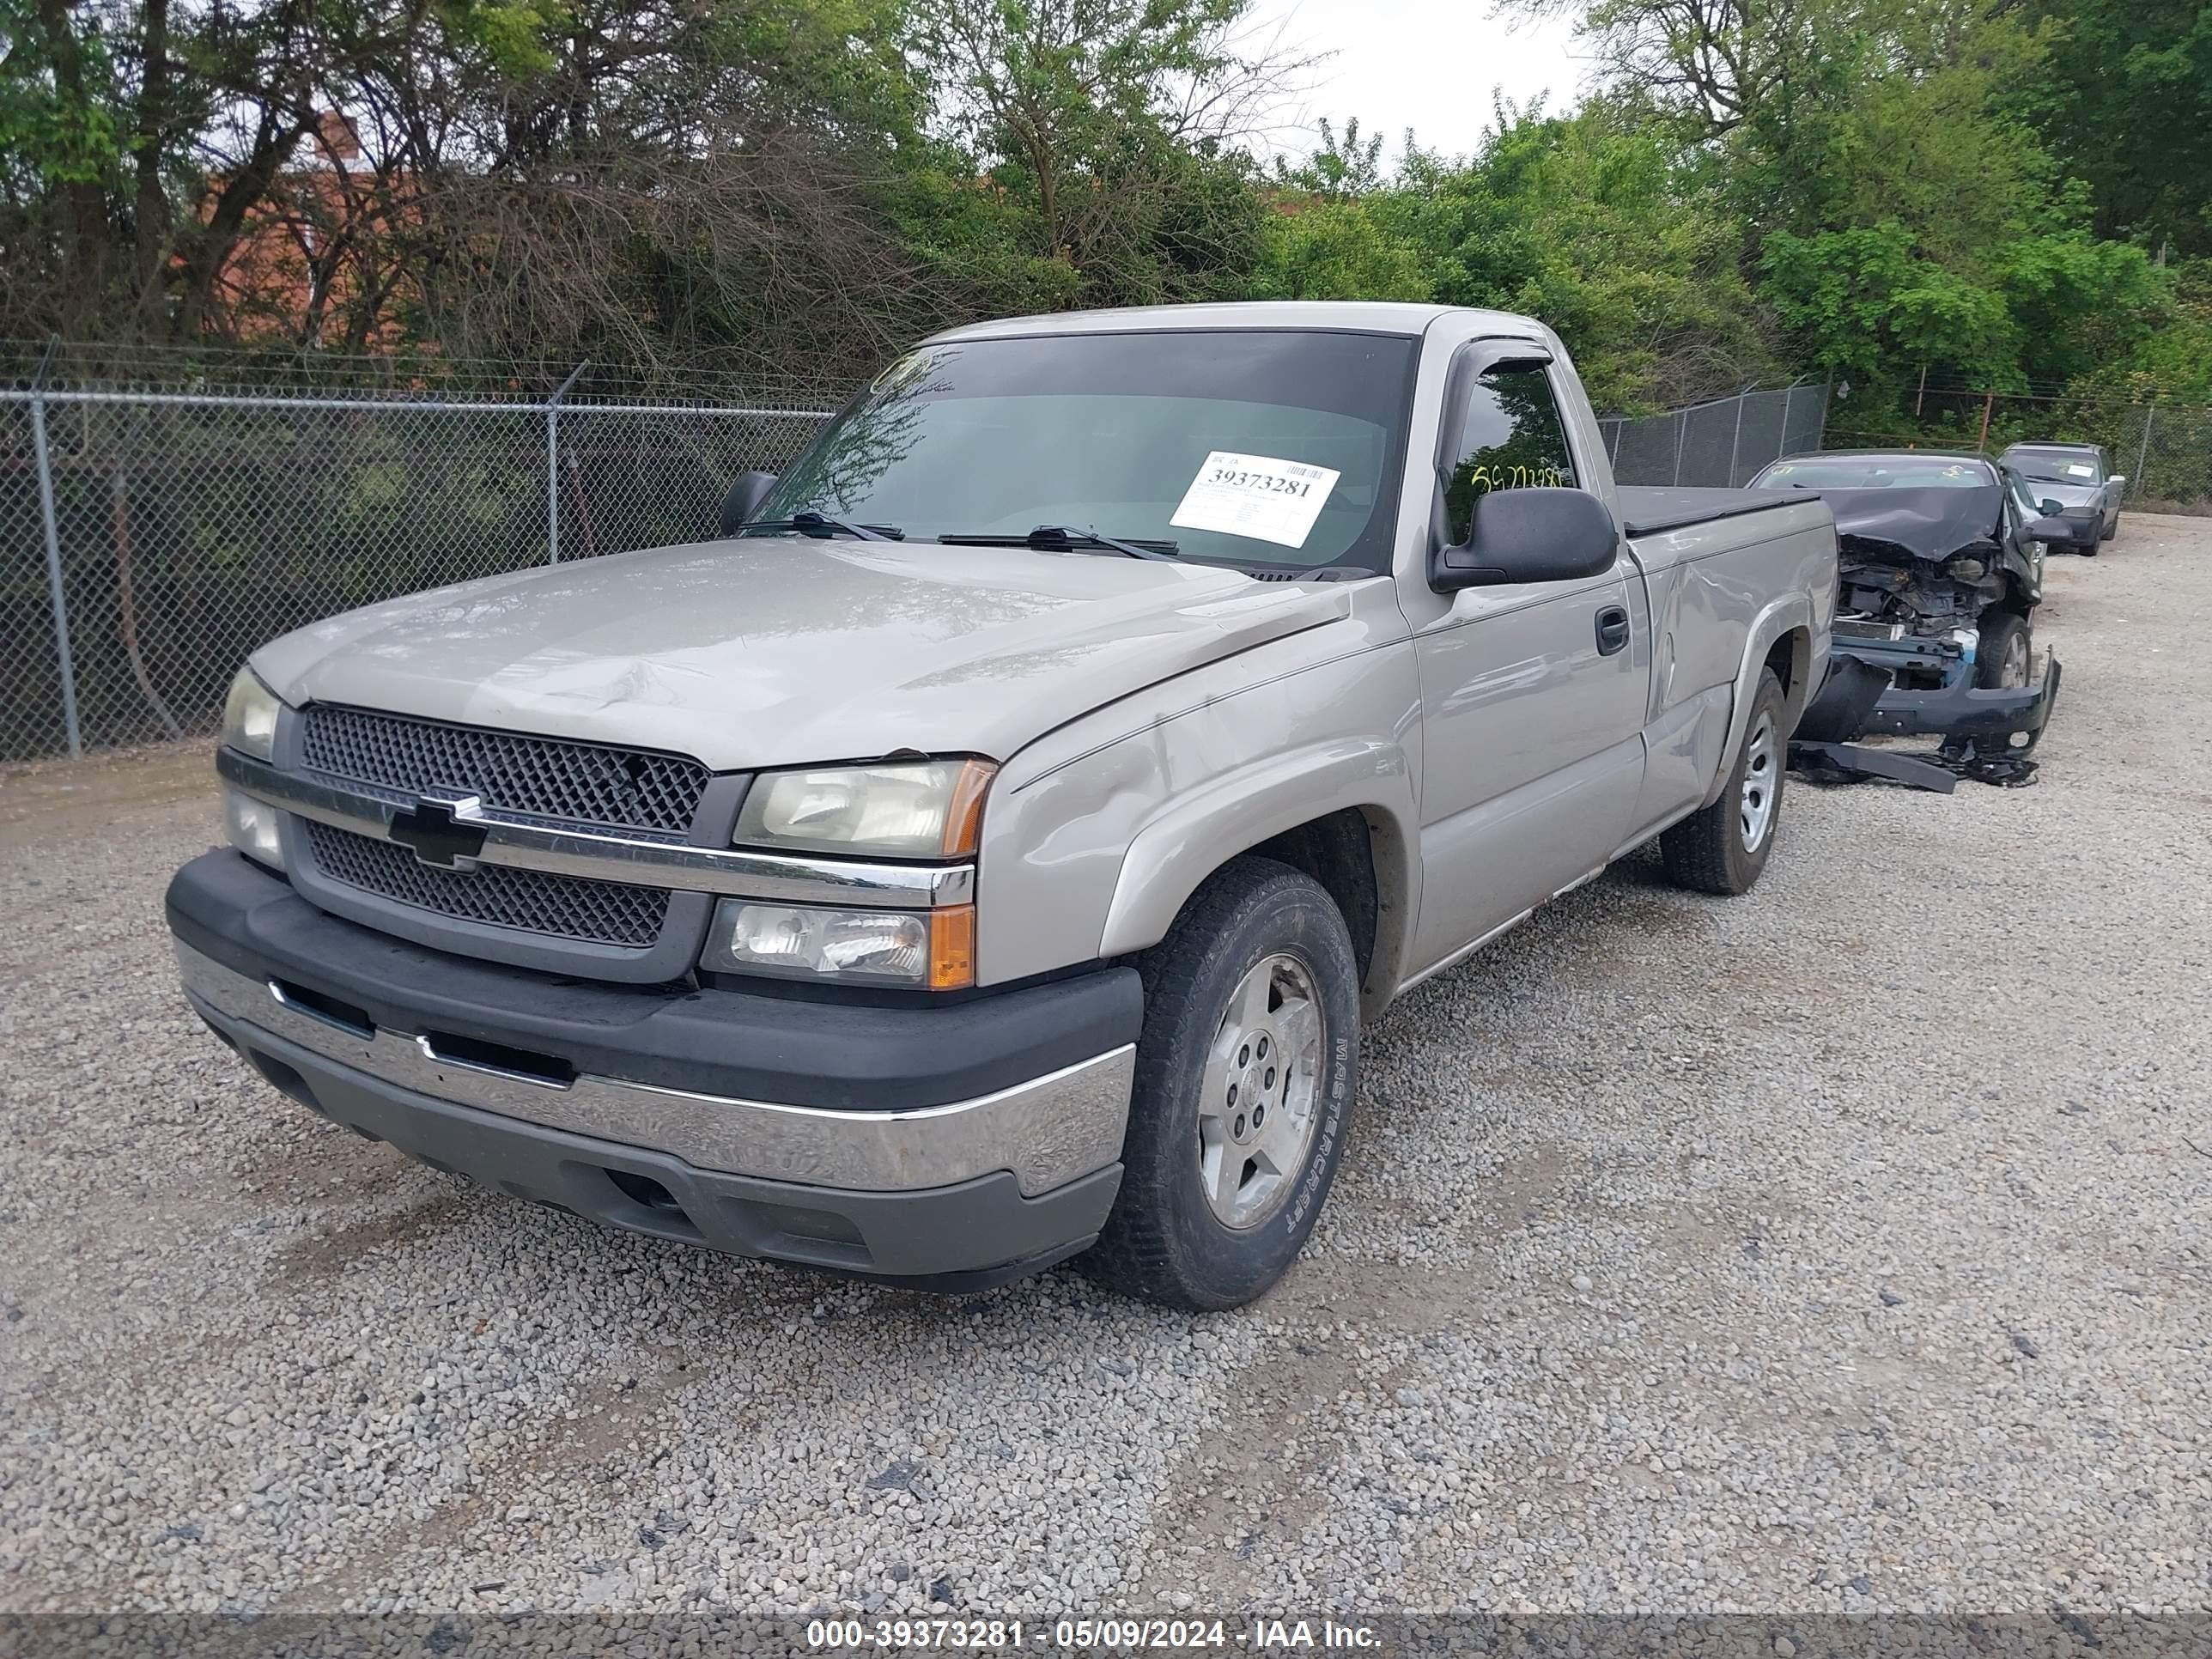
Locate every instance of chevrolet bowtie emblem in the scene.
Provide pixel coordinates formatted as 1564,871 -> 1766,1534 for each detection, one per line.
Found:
386,795 -> 488,869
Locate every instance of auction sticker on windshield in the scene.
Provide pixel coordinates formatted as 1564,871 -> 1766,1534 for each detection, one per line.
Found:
2066,464 -> 2096,477
1170,452 -> 1340,549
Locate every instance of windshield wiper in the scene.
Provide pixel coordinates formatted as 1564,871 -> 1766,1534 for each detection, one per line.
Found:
738,510 -> 902,541
936,525 -> 1179,561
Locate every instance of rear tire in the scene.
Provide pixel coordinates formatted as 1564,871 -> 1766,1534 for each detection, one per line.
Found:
1079,857 -> 1359,1311
1661,667 -> 1786,897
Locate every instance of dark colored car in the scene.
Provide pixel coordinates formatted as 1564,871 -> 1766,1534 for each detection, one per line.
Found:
1999,441 -> 2124,554
1748,450 -> 2066,763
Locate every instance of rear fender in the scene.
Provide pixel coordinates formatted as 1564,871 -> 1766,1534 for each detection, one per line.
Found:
1702,597 -> 1814,807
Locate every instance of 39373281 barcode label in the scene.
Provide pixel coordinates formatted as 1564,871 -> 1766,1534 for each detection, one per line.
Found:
1170,451 -> 1341,549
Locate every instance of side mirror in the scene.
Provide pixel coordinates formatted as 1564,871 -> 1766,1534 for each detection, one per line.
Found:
2027,515 -> 2073,542
1431,487 -> 1619,591
2107,474 -> 2127,489
2039,499 -> 2063,516
718,471 -> 779,537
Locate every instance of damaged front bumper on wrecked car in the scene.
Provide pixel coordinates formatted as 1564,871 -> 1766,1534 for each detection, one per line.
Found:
1807,623 -> 2061,753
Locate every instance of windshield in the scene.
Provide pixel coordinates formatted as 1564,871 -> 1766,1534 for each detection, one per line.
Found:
1753,456 -> 1996,489
749,330 -> 1419,570
2005,447 -> 2104,484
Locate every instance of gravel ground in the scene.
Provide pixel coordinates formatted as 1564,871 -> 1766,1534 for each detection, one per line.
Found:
2,516 -> 2208,1620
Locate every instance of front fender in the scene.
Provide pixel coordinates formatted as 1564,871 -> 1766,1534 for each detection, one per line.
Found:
1098,736 -> 1419,1000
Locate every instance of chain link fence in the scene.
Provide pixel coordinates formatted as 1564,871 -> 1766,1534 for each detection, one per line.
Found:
3,356 -> 1855,765
2109,402 -> 2212,511
1597,379 -> 1832,489
1826,387 -> 2212,513
3,348 -> 845,762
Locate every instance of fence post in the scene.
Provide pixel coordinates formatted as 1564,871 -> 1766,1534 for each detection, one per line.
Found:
546,362 -> 586,563
1781,382 -> 1797,463
1671,410 -> 1686,486
28,346 -> 84,758
1727,388 -> 1747,486
2133,400 -> 2155,503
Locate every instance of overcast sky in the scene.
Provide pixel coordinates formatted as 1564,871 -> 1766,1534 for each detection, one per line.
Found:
1238,0 -> 1592,165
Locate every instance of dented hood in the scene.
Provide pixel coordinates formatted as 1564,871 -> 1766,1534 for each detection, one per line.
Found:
1815,485 -> 2004,563
250,537 -> 1350,770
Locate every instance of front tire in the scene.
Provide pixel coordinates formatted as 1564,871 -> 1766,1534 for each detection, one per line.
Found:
1080,858 -> 1359,1310
1661,666 -> 1786,896
1976,611 -> 2031,690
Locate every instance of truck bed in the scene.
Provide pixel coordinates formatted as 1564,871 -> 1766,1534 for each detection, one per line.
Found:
1617,485 -> 1804,538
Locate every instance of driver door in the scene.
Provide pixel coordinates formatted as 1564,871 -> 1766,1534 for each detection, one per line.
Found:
1407,354 -> 1647,975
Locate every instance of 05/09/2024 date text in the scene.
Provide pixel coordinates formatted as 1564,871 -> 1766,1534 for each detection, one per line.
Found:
805,1618 -> 1382,1650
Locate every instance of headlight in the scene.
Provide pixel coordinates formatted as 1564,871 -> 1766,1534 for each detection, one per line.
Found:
703,900 -> 975,989
734,759 -> 994,860
222,666 -> 282,761
222,787 -> 283,869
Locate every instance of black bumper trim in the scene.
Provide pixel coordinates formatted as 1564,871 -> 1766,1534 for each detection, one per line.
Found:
1861,655 -> 2061,744
166,850 -> 1144,1113
204,1004 -> 1121,1288
1827,638 -> 2062,748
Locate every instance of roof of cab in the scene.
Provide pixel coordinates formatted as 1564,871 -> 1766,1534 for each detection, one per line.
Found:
925,300 -> 1542,344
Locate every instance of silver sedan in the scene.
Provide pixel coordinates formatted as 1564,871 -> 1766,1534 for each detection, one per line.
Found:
2001,441 -> 2124,554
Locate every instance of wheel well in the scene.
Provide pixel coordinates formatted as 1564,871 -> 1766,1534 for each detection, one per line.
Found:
1247,808 -> 1379,983
1763,629 -> 1802,701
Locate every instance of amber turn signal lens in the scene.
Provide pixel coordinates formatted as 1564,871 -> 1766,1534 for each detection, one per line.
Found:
939,760 -> 995,858
928,904 -> 976,990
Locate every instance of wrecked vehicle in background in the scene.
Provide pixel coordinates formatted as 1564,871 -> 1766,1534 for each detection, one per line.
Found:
1748,450 -> 2067,787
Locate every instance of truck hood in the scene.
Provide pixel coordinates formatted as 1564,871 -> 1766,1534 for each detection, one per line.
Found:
251,538 -> 1352,770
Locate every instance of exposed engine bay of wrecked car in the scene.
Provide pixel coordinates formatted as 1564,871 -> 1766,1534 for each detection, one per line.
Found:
1821,484 -> 2022,687
1782,479 -> 2061,787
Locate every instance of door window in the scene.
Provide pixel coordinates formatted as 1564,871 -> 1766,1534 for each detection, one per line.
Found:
1442,363 -> 1579,544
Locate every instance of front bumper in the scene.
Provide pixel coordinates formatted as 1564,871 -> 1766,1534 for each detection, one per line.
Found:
167,851 -> 1139,1288
1826,629 -> 2062,750
2051,509 -> 2102,548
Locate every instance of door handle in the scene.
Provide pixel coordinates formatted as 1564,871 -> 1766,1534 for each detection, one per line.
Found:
1595,605 -> 1631,656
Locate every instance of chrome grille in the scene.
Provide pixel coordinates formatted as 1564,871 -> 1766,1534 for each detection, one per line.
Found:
302,819 -> 669,947
300,705 -> 708,835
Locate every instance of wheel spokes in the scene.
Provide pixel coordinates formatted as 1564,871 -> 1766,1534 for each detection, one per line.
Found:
1198,1133 -> 1244,1209
1274,990 -> 1322,1073
1194,950 -> 1328,1231
1233,959 -> 1276,1030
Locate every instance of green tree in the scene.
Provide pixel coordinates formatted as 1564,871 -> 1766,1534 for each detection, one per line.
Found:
1375,99 -> 1771,410
1533,0 -> 2179,412
1249,198 -> 1432,303
1270,116 -> 1389,200
2019,0 -> 2212,256
905,0 -> 1285,308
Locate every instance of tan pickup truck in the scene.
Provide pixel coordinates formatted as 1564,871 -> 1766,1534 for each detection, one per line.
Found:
168,301 -> 1838,1309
